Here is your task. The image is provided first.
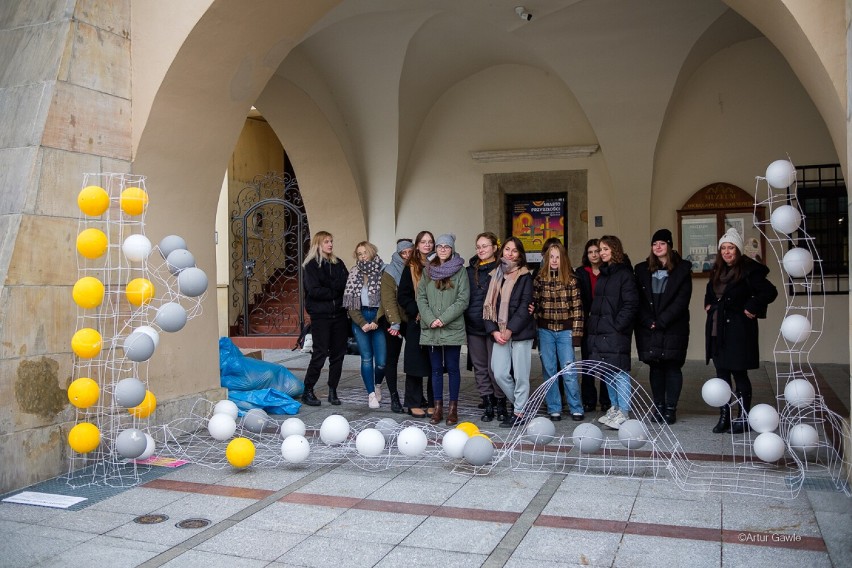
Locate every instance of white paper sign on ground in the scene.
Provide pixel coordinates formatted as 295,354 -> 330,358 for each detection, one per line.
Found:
2,491 -> 87,509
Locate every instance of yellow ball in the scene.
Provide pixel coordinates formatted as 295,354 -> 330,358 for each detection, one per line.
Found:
71,328 -> 102,358
67,377 -> 100,408
68,422 -> 101,453
226,437 -> 256,468
77,185 -> 110,216
120,187 -> 149,216
76,228 -> 108,259
126,278 -> 155,306
456,422 -> 480,437
472,432 -> 491,442
72,276 -> 105,309
129,390 -> 157,418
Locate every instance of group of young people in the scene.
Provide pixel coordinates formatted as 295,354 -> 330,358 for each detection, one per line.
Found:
299,224 -> 776,433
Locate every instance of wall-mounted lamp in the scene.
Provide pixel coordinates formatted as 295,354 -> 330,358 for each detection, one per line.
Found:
515,6 -> 533,21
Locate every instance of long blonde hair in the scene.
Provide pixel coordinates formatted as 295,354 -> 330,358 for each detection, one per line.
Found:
303,231 -> 339,267
538,242 -> 576,285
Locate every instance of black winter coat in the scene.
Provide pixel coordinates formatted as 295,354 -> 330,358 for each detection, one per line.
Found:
634,258 -> 692,365
704,257 -> 778,371
575,266 -> 596,359
398,266 -> 431,377
303,258 -> 348,319
586,261 -> 638,371
464,256 -> 497,336
483,271 -> 536,342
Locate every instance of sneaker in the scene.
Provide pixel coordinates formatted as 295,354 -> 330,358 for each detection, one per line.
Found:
571,413 -> 585,422
368,392 -> 379,409
374,383 -> 382,403
607,409 -> 628,430
598,406 -> 617,425
549,413 -> 562,422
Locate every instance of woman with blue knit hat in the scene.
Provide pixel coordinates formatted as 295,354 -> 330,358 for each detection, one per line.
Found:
380,239 -> 414,413
417,233 -> 470,425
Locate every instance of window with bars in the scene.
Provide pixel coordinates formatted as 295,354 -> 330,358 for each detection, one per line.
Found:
795,164 -> 847,294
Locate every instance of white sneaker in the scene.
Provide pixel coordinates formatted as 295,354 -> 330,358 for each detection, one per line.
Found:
598,406 -> 617,425
368,392 -> 379,409
607,409 -> 628,430
374,384 -> 382,403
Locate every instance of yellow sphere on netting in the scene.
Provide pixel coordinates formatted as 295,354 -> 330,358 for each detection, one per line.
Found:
120,187 -> 149,216
71,328 -> 102,358
226,437 -> 256,468
68,422 -> 101,453
472,432 -> 492,442
126,278 -> 155,306
129,390 -> 157,418
67,377 -> 100,408
72,276 -> 105,309
455,421 -> 480,437
77,185 -> 110,216
76,228 -> 108,259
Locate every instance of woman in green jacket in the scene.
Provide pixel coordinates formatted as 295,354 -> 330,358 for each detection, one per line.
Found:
417,233 -> 470,425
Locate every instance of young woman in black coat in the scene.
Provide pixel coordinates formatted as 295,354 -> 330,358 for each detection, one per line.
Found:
575,239 -> 611,412
587,235 -> 639,430
705,228 -> 778,433
634,229 -> 692,424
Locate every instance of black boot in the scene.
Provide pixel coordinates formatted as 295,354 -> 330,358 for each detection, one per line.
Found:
481,396 -> 495,422
302,388 -> 321,407
495,397 -> 508,422
663,405 -> 677,425
652,403 -> 665,423
390,392 -> 403,413
712,406 -> 731,433
327,387 -> 341,406
731,391 -> 752,434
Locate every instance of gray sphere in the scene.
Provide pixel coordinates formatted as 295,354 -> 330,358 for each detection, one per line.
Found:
159,235 -> 187,259
123,332 -> 155,362
523,416 -> 556,445
572,423 -> 604,453
166,248 -> 196,275
463,435 -> 494,466
155,302 -> 187,332
114,377 -> 147,408
375,418 -> 398,440
178,267 -> 208,297
242,408 -> 269,433
617,419 -> 648,450
115,428 -> 147,459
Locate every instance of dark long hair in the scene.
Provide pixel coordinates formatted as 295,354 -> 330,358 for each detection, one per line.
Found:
711,247 -> 745,286
407,230 -> 435,286
500,236 -> 528,269
647,248 -> 683,273
581,238 -> 600,267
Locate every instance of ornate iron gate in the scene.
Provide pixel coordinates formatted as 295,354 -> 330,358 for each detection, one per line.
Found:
230,172 -> 310,337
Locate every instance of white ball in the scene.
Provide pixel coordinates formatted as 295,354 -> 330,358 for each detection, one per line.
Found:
155,302 -> 188,333
178,267 -> 209,297
397,426 -> 428,456
782,247 -> 814,278
122,234 -> 152,262
213,399 -> 239,420
747,403 -> 780,433
207,413 -> 237,441
780,314 -> 812,344
280,417 -> 306,439
770,205 -> 802,234
523,416 -> 556,445
375,418 -> 398,440
572,423 -> 604,453
134,325 -> 160,348
116,428 -> 148,459
355,428 -> 386,457
166,249 -> 196,275
320,414 -> 350,445
617,419 -> 648,450
753,432 -> 786,462
281,434 -> 310,463
787,423 -> 819,457
137,433 -> 156,460
441,428 -> 469,459
765,159 -> 797,189
784,379 -> 815,408
242,408 -> 269,433
701,378 -> 732,407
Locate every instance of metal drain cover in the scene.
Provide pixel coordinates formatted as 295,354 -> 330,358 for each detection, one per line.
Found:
176,518 -> 211,529
134,514 -> 169,524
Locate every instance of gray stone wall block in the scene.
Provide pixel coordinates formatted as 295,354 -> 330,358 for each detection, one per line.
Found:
0,82 -> 54,148
66,20 -> 130,99
0,21 -> 69,88
36,147 -> 101,216
0,0 -> 73,31
0,147 -> 39,215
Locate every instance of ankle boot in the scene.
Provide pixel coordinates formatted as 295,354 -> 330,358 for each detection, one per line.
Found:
731,391 -> 752,434
446,401 -> 458,425
663,405 -> 677,425
430,400 -> 444,425
712,405 -> 731,433
302,388 -> 320,406
495,397 -> 508,422
327,387 -> 341,405
481,396 -> 495,422
390,392 -> 403,414
652,403 -> 665,423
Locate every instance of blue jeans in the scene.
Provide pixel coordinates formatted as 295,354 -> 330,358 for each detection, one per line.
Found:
539,328 -> 582,415
605,370 -> 632,413
429,345 -> 461,401
351,307 -> 386,394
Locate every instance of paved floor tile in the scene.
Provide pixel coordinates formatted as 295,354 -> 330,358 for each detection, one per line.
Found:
160,549 -> 270,568
219,465 -> 318,491
87,488 -> 185,515
194,524 -> 308,560
721,498 -> 822,536
40,508 -> 138,534
541,487 -> 636,521
721,542 -> 833,567
29,538 -> 166,568
315,507 -> 426,544
299,470 -> 392,498
375,545 -> 487,567
240,502 -> 347,534
0,533 -> 87,568
443,478 -> 539,512
400,516 -> 511,554
274,534 -> 394,567
613,534 -> 720,567
368,477 -> 463,505
510,526 -> 621,565
629,495 -> 721,528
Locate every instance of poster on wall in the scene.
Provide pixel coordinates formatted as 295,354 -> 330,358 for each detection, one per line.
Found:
681,215 -> 718,273
508,195 -> 567,264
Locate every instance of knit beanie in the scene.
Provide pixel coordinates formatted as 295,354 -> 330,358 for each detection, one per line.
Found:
718,227 -> 744,253
435,233 -> 456,249
396,240 -> 414,254
651,228 -> 673,247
